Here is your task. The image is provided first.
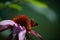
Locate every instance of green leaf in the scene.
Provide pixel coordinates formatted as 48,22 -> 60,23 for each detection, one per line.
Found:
8,4 -> 23,11
26,0 -> 48,8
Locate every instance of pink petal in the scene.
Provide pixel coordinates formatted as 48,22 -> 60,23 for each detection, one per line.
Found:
18,26 -> 26,40
0,20 -> 18,32
0,20 -> 18,27
0,25 -> 9,32
29,30 -> 43,40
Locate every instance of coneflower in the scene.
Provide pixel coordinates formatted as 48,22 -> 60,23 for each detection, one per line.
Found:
0,14 -> 43,40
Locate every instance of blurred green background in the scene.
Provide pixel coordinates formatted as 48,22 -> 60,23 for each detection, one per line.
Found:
0,0 -> 59,40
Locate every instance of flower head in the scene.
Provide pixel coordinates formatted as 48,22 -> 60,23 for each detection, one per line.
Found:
13,14 -> 43,40
0,14 -> 43,40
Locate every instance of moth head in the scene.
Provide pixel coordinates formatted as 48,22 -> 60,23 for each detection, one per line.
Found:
31,19 -> 38,27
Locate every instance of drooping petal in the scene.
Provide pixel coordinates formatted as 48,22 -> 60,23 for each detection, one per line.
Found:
7,25 -> 20,40
12,25 -> 26,40
12,25 -> 21,40
0,20 -> 18,32
7,24 -> 21,40
12,33 -> 17,40
0,20 -> 18,27
0,25 -> 9,32
28,30 -> 43,40
18,26 -> 26,40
